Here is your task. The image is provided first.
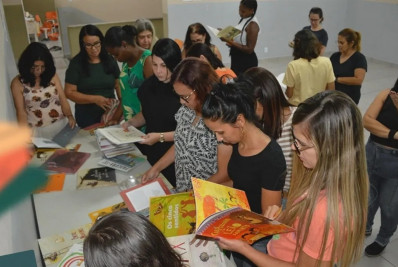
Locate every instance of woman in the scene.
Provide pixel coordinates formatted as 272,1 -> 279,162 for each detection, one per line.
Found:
283,29 -> 335,106
122,38 -> 182,187
186,43 -> 236,82
11,42 -> 75,139
238,67 -> 296,208
104,25 -> 153,123
65,24 -> 121,128
181,22 -> 222,61
330,28 -> 367,104
202,82 -> 286,266
142,58 -> 232,192
134,18 -> 159,50
222,0 -> 259,76
216,91 -> 368,267
363,78 -> 398,257
303,7 -> 328,56
84,211 -> 183,267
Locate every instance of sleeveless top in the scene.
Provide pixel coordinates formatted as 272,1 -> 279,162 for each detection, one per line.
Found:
234,16 -> 260,45
21,78 -> 64,127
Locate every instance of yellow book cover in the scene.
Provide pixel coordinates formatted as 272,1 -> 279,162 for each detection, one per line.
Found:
88,202 -> 128,223
191,177 -> 250,228
149,191 -> 196,237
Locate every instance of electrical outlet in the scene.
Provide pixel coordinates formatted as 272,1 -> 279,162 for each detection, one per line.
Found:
264,47 -> 268,53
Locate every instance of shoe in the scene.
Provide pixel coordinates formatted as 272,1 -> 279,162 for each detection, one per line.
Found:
365,242 -> 386,257
365,229 -> 372,237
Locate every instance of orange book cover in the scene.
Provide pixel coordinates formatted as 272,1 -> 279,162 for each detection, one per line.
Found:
35,173 -> 65,193
191,178 -> 294,244
149,192 -> 196,237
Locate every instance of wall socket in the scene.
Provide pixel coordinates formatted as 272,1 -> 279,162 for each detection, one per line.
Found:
264,47 -> 268,53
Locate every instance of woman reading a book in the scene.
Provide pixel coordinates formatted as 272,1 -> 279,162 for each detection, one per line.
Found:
215,91 -> 369,267
221,0 -> 259,75
11,42 -> 75,139
65,24 -> 121,128
122,38 -> 182,187
84,211 -> 183,267
142,58 -> 232,192
202,82 -> 286,267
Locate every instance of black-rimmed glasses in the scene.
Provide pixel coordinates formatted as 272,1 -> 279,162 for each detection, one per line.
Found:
84,41 -> 101,49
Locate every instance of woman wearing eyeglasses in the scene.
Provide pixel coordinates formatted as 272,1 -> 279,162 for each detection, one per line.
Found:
216,91 -> 368,267
11,42 -> 75,138
104,25 -> 153,128
302,7 -> 328,56
65,24 -> 121,128
142,58 -> 232,192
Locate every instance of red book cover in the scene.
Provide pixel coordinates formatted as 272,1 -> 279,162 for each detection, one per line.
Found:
41,149 -> 90,174
120,178 -> 171,212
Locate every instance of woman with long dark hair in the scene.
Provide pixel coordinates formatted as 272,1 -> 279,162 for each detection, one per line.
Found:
65,24 -> 121,128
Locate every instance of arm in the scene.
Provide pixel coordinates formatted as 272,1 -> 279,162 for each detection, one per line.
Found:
207,143 -> 232,184
109,79 -> 123,124
143,56 -> 153,78
285,86 -> 294,98
261,189 -> 282,214
122,112 -> 146,129
213,45 -> 223,61
142,144 -> 175,183
64,82 -> 111,110
140,131 -> 175,146
363,89 -> 398,139
223,21 -> 259,54
10,76 -> 28,125
325,82 -> 335,90
336,68 -> 366,86
319,45 -> 326,56
52,74 -> 76,128
217,238 -> 331,267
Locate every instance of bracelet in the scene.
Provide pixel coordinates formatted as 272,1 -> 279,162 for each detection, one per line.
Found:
159,132 -> 165,143
388,129 -> 397,140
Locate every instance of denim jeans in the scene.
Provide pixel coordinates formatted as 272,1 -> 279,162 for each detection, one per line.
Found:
366,139 -> 398,246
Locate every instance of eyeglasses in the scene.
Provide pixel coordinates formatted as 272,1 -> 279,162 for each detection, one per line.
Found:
175,89 -> 197,103
84,41 -> 101,49
291,130 -> 314,155
310,18 -> 320,22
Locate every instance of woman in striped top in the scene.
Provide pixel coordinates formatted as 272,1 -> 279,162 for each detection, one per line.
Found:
238,67 -> 296,208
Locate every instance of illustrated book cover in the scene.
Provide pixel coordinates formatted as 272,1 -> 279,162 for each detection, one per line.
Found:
41,149 -> 90,174
76,167 -> 116,190
149,192 -> 196,237
120,177 -> 171,212
57,243 -> 84,267
96,125 -> 144,145
35,173 -> 66,193
207,25 -> 241,41
88,201 -> 128,223
191,178 -> 294,244
38,223 -> 91,266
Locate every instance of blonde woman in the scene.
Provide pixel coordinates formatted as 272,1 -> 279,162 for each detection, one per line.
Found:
217,90 -> 368,267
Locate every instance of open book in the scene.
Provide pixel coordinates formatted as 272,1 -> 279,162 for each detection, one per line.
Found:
207,25 -> 241,41
96,125 -> 144,145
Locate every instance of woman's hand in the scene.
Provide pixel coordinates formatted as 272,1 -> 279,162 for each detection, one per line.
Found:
139,133 -> 159,146
94,96 -> 111,111
216,237 -> 248,252
264,205 -> 282,220
67,115 -> 76,129
121,120 -> 131,131
141,166 -> 160,183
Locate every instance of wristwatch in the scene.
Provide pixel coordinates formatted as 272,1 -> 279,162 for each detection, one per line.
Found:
159,133 -> 165,143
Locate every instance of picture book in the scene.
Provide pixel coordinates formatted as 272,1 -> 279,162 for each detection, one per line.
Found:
149,192 -> 196,237
38,223 -> 91,266
52,124 -> 80,147
98,153 -> 146,172
0,250 -> 37,267
167,234 -> 228,267
35,173 -> 66,193
207,25 -> 241,41
191,178 -> 294,244
76,167 -> 116,190
120,177 -> 171,212
41,149 -> 90,174
95,130 -> 138,158
57,243 -> 85,267
88,201 -> 128,223
96,125 -> 144,145
31,137 -> 63,149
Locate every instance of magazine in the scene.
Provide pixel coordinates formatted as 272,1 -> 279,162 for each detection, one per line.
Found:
95,130 -> 138,158
191,178 -> 294,244
149,192 -> 196,237
120,177 -> 171,212
96,125 -> 144,145
41,150 -> 90,174
98,153 -> 146,172
76,167 -> 116,190
207,25 -> 241,41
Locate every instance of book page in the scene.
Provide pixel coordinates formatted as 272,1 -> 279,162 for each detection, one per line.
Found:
125,181 -> 168,211
97,126 -> 144,145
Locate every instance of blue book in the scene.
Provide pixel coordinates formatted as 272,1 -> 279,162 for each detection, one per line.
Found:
0,250 -> 37,267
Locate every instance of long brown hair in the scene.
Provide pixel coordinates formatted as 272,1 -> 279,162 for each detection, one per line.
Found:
281,91 -> 368,267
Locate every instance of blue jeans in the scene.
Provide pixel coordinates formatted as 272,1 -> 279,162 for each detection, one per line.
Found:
366,139 -> 398,246
232,237 -> 270,267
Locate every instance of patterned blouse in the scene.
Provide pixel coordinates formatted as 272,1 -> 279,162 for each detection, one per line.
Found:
174,106 -> 218,192
22,79 -> 64,127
